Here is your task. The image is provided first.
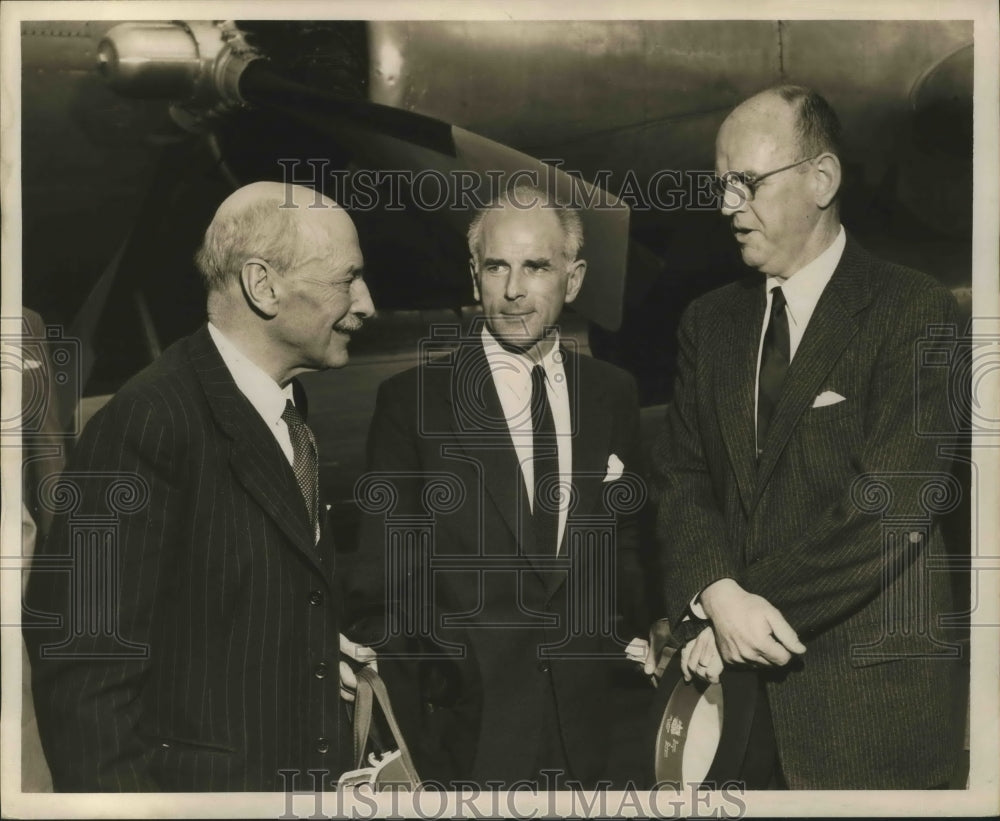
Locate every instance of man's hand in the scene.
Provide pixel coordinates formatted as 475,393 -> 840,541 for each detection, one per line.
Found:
680,625 -> 723,684
642,618 -> 675,684
699,578 -> 806,666
339,634 -> 378,702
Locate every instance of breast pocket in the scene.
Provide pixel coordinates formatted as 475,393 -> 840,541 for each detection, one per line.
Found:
798,398 -> 861,446
788,402 -> 864,501
800,397 -> 854,424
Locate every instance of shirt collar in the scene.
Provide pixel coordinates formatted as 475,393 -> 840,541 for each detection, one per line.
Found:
766,225 -> 846,325
480,326 -> 563,384
208,322 -> 294,426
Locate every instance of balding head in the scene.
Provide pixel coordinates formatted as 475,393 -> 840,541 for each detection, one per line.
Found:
715,86 -> 843,278
720,86 -> 842,167
718,90 -> 799,163
197,181 -> 373,383
215,180 -> 329,214
195,182 -> 355,293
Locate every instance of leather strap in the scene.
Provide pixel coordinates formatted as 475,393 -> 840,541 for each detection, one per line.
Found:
353,669 -> 375,768
352,666 -> 421,782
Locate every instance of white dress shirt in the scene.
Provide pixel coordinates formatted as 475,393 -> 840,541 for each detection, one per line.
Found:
208,322 -> 297,466
754,225 -> 846,446
481,327 -> 572,553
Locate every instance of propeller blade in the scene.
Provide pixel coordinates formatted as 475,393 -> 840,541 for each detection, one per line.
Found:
239,65 -> 631,331
238,61 -> 457,157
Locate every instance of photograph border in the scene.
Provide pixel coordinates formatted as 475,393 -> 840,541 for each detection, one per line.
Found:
2,0 -> 997,817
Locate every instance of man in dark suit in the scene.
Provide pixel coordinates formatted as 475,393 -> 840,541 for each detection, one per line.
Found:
346,186 -> 647,789
24,181 -> 376,791
648,86 -> 963,788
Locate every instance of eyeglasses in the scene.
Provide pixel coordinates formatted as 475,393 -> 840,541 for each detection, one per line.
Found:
711,154 -> 820,203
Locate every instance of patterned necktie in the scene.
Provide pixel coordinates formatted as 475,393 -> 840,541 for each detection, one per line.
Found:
281,399 -> 318,533
529,364 -> 560,555
757,286 -> 790,454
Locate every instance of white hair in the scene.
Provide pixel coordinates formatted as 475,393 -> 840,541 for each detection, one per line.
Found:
467,184 -> 584,264
194,196 -> 303,292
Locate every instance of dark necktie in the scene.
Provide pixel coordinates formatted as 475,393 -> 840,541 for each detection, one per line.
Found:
757,286 -> 790,454
281,399 -> 318,534
529,364 -> 560,555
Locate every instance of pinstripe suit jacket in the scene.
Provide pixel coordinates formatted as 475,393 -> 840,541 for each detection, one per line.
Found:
24,325 -> 343,791
345,336 -> 647,787
654,236 -> 963,788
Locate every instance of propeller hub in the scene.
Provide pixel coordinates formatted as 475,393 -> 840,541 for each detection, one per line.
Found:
98,21 -> 263,130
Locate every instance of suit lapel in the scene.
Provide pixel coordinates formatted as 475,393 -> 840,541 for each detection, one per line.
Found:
564,350 -> 613,489
545,349 -> 614,598
715,278 -> 763,513
188,326 -> 325,575
446,342 -> 531,554
447,339 -> 597,592
754,238 -> 872,498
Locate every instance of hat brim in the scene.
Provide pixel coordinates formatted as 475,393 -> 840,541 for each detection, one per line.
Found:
646,651 -> 761,788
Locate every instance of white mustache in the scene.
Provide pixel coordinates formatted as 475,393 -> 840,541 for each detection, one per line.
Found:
335,317 -> 363,334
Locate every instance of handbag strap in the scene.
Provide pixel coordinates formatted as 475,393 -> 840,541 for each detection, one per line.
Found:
353,666 -> 420,779
353,669 -> 375,769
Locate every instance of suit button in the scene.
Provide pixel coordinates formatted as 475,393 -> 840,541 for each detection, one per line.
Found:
314,662 -> 328,679
537,661 -> 550,673
316,737 -> 330,754
308,590 -> 324,606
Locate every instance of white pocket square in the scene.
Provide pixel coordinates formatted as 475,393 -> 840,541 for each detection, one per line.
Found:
603,453 -> 624,482
812,390 -> 846,408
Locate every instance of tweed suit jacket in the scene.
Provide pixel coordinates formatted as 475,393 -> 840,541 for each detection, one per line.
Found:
24,325 -> 343,791
653,236 -> 963,789
345,333 -> 646,788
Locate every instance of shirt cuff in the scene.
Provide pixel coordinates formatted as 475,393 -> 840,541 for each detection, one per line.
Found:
688,595 -> 707,621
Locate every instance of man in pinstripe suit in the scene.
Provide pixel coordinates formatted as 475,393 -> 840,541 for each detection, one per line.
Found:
649,87 -> 963,788
25,182 -> 376,791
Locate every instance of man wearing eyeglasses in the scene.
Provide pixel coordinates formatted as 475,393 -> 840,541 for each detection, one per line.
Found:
648,86 -> 962,788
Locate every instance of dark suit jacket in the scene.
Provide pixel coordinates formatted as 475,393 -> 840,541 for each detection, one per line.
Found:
24,325 -> 343,791
345,334 -> 646,787
653,236 -> 963,788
